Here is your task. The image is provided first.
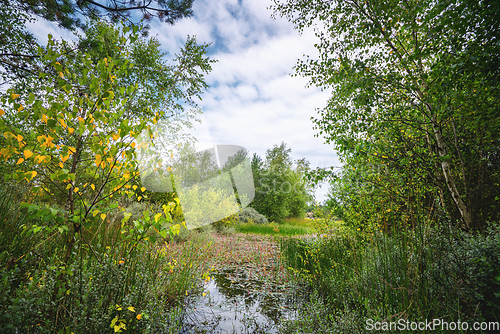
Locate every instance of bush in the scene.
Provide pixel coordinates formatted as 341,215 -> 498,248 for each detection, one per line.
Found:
0,186 -> 211,333
238,207 -> 269,224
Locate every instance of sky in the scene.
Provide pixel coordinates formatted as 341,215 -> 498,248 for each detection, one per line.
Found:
27,0 -> 341,202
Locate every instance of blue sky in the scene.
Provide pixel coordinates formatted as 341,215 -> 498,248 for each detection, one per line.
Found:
27,0 -> 340,202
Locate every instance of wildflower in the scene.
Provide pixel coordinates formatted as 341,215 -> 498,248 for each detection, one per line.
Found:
136,313 -> 143,320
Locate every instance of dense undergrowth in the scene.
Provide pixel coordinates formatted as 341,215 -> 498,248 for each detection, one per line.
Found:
2,184 -> 499,333
0,186 -> 214,333
279,222 -> 500,333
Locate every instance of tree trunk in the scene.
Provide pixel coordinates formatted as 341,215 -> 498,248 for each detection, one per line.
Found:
430,115 -> 471,229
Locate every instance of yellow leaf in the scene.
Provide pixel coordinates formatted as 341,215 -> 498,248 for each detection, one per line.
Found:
17,105 -> 24,112
112,133 -> 120,141
141,187 -> 146,192
41,114 -> 48,123
132,185 -> 137,190
59,72 -> 64,78
23,150 -> 33,159
59,119 -> 67,128
16,158 -> 24,165
16,134 -> 23,142
100,213 -> 106,220
131,142 -> 135,148
59,162 -> 64,168
60,154 -> 69,162
29,171 -> 37,179
0,109 -> 4,116
68,127 -> 74,134
137,196 -> 142,202
11,93 -> 19,99
74,187 -> 79,193
68,147 -> 76,154
66,184 -> 72,190
95,154 -> 101,167
136,314 -> 142,320
0,148 -> 9,157
127,306 -> 135,312
91,184 -> 95,191
78,116 -> 84,123
154,213 -> 162,223
93,210 -> 99,217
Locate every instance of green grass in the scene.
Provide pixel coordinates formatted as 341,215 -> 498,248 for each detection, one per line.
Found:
282,217 -> 315,227
235,220 -> 315,236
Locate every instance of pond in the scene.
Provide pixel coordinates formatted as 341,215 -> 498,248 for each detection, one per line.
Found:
180,267 -> 305,334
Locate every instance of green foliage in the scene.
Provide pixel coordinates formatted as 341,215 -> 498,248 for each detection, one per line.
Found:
280,223 -> 500,327
279,290 -> 364,334
236,222 -> 313,236
0,12 -> 216,332
272,0 -> 500,231
0,185 -> 213,333
250,142 -> 313,223
5,0 -> 195,31
178,182 -> 239,230
0,2 -> 38,89
0,20 -> 213,265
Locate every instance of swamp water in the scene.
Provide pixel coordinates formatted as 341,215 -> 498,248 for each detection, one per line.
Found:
180,267 -> 305,334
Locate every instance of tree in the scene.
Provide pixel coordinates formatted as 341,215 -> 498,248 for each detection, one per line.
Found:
250,142 -> 312,222
4,0 -> 194,30
1,0 -> 195,88
272,0 -> 500,230
0,21 -> 214,262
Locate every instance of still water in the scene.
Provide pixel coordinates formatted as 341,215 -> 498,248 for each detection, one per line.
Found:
180,268 -> 303,334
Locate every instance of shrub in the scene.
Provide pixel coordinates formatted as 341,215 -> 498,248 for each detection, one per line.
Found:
238,207 -> 269,224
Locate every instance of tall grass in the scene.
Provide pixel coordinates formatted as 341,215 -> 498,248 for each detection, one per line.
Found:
280,223 -> 500,332
235,222 -> 313,236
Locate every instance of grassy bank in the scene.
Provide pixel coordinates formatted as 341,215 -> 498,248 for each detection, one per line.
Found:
234,217 -> 317,236
278,223 -> 500,333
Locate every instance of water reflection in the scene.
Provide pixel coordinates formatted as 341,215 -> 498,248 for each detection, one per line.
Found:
181,268 -> 303,334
